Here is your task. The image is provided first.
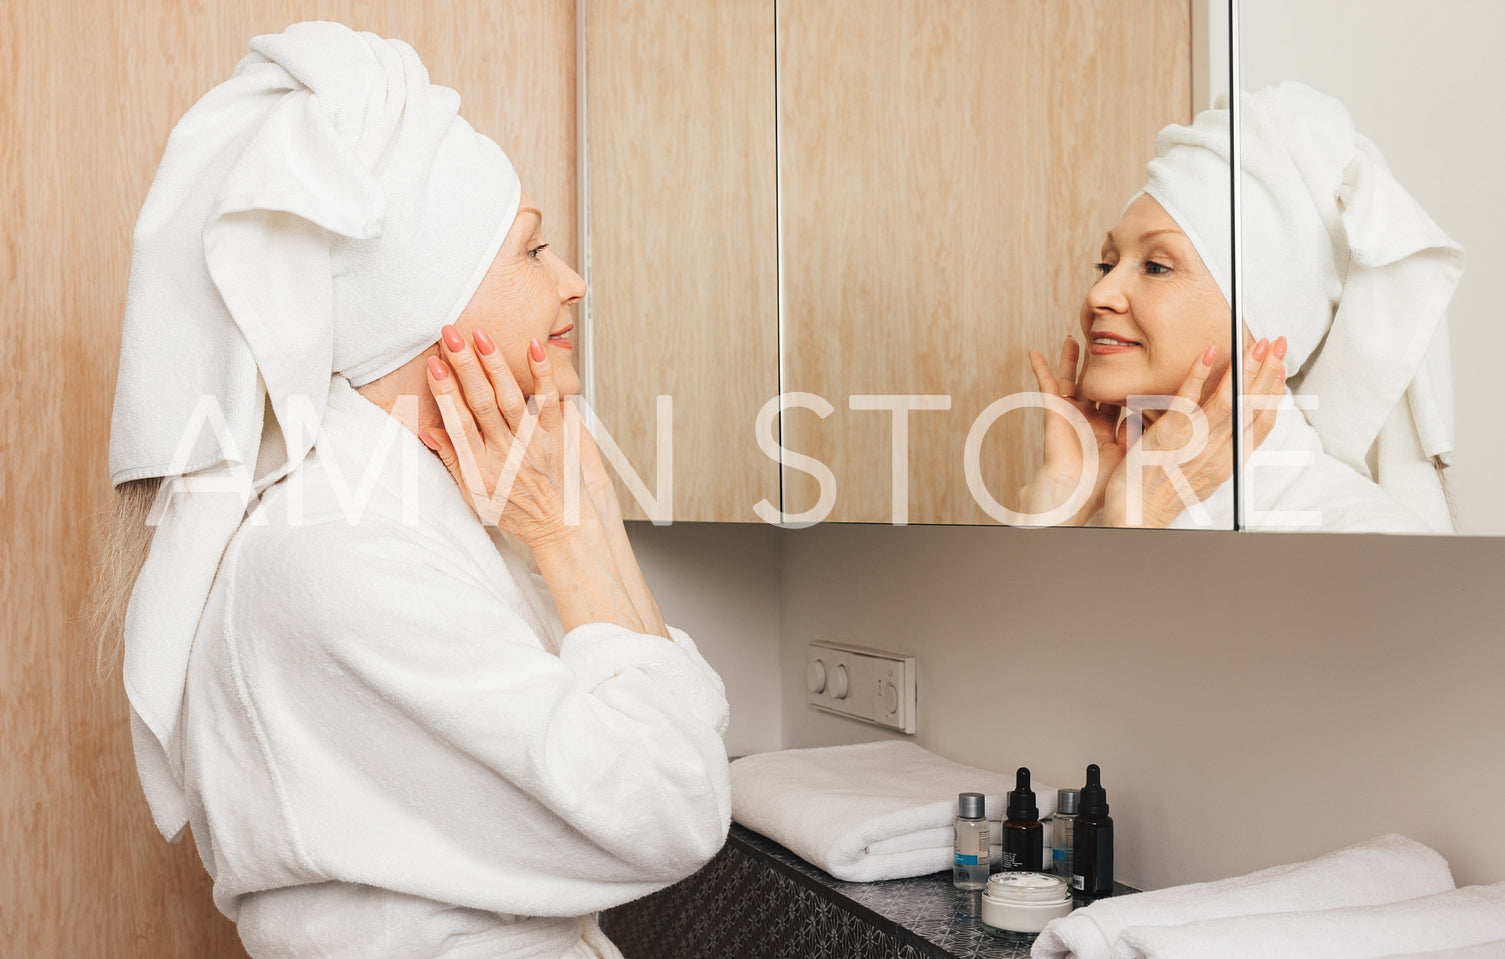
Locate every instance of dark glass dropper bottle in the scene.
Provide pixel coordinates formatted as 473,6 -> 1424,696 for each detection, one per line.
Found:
1072,764 -> 1114,902
1000,767 -> 1043,872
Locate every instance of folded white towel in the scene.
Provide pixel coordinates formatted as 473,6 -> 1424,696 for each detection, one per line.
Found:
1111,883 -> 1505,959
1032,834 -> 1454,959
866,826 -> 1025,857
1373,941 -> 1505,959
731,742 -> 1056,882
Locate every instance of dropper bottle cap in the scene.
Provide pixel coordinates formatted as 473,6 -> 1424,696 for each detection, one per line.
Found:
1080,763 -> 1109,817
1006,767 -> 1038,821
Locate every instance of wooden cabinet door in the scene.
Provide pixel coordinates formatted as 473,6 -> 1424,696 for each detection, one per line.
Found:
778,0 -> 1192,524
585,0 -> 781,524
5,2 -> 575,955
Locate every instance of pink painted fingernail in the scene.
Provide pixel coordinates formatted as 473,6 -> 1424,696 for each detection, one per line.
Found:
1202,344 -> 1218,366
1273,336 -> 1288,360
427,356 -> 449,379
529,337 -> 546,362
473,328 -> 496,355
419,429 -> 440,451
1253,339 -> 1269,361
442,325 -> 465,353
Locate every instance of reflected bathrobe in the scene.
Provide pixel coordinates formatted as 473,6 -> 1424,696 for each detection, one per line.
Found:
180,375 -> 732,959
1166,399 -> 1433,533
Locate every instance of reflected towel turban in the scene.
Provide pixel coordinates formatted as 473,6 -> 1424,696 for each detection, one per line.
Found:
1138,81 -> 1463,529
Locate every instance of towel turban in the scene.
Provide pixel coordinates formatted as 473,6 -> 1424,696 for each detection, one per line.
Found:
107,21 -> 522,839
1139,81 -> 1463,529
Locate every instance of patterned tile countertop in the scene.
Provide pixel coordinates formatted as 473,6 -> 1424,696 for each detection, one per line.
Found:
728,823 -> 1140,959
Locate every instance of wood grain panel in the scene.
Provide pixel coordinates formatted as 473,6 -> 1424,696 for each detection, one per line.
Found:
778,0 -> 1194,524
1,1 -> 575,955
586,0 -> 780,523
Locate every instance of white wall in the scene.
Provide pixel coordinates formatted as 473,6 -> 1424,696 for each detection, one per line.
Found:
627,523 -> 784,757
777,524 -> 1505,890
1239,0 -> 1505,533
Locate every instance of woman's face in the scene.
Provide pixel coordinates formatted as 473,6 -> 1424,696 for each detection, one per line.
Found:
454,191 -> 585,397
1077,194 -> 1230,405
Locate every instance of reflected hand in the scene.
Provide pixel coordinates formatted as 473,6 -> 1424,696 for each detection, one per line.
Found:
1102,336 -> 1286,528
1017,335 -> 1124,525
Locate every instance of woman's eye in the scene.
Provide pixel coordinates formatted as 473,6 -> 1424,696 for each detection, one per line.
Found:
1094,262 -> 1114,277
1145,261 -> 1171,275
528,243 -> 549,261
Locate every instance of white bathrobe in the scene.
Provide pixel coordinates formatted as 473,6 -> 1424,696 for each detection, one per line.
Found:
1167,398 -> 1432,533
180,375 -> 732,959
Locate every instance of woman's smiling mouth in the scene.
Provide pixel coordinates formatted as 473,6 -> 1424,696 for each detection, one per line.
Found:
1090,331 -> 1142,354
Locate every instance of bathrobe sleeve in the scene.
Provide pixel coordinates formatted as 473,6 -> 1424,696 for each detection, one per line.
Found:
211,516 -> 732,918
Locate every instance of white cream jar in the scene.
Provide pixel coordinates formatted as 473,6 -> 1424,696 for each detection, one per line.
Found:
979,871 -> 1072,937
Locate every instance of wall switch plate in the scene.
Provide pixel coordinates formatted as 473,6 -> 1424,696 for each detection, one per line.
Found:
805,640 -> 916,734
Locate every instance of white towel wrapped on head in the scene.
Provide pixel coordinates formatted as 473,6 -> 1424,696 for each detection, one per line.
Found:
731,742 -> 1056,882
1110,882 -> 1505,959
1031,834 -> 1454,959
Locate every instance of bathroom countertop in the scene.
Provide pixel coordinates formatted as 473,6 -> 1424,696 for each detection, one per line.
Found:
601,823 -> 1138,959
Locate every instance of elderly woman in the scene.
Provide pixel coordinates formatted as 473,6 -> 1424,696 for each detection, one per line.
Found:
1020,82 -> 1462,532
98,22 -> 728,959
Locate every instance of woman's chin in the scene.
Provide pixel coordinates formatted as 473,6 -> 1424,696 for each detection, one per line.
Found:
1076,374 -> 1126,407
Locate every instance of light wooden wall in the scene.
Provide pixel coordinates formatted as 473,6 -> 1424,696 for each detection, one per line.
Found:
779,0 -> 1192,523
0,1 -> 576,954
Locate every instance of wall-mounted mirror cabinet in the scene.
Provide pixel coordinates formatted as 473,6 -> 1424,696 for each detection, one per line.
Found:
1236,0 -> 1499,535
580,0 -> 1240,526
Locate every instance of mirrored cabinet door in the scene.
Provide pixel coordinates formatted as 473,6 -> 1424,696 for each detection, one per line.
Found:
1236,0 -> 1502,535
587,1 -> 1223,527
777,0 -> 1197,525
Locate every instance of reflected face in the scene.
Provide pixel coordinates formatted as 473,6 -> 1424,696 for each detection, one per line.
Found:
454,191 -> 585,396
1077,194 -> 1230,405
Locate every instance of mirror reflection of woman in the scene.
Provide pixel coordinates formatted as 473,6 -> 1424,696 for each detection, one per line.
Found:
1021,82 -> 1461,532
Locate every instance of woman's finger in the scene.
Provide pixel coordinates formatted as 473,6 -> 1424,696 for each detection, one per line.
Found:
1056,335 -> 1080,398
439,325 -> 508,441
1177,343 -> 1219,406
527,337 -> 564,433
421,425 -> 458,472
1241,337 -> 1270,392
1245,334 -> 1287,449
427,355 -> 487,493
471,327 -> 529,430
1028,349 -> 1061,395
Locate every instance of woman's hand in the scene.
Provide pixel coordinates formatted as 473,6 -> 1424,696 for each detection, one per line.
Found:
1017,335 -> 1125,525
1102,336 -> 1287,528
421,326 -> 572,551
571,411 -> 622,519
422,325 -> 651,634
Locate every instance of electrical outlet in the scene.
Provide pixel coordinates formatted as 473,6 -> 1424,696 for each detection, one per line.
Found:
805,640 -> 916,734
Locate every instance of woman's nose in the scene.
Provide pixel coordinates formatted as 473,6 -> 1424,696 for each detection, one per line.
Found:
558,262 -> 586,305
1085,268 -> 1129,313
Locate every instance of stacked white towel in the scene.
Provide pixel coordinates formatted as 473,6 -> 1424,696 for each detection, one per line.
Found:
1112,883 -> 1505,959
1375,943 -> 1505,959
1032,834 -> 1454,959
731,742 -> 1056,882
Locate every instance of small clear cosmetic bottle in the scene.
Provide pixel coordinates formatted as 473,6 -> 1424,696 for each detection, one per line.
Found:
1052,788 -> 1080,879
953,792 -> 990,890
